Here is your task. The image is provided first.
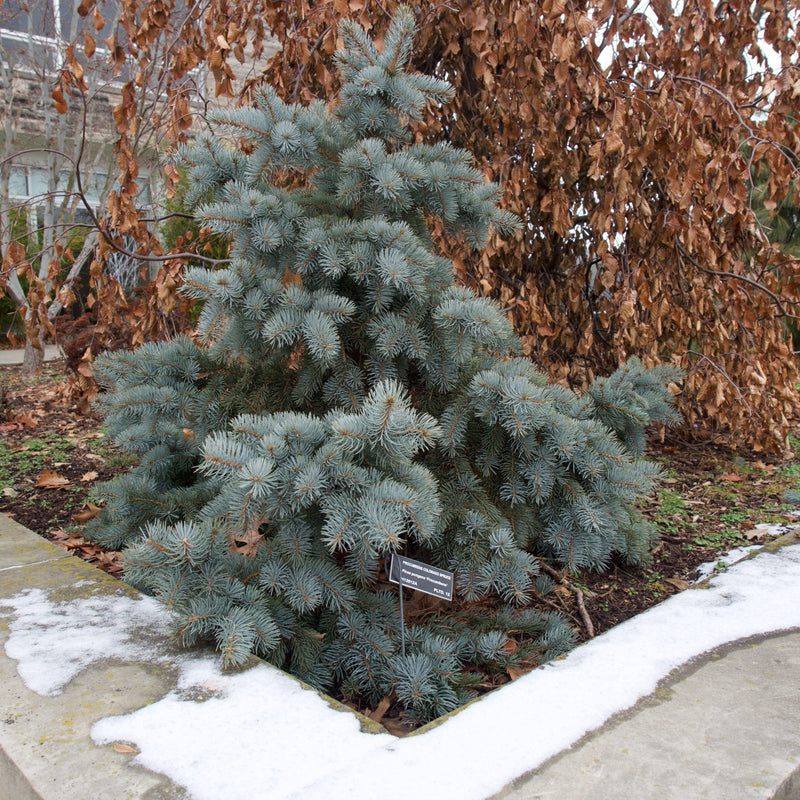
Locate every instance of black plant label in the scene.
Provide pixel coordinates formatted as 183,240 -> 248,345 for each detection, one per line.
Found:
389,554 -> 453,601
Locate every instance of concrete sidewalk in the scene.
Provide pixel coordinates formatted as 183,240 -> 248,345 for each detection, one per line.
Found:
0,516 -> 188,800
491,630 -> 800,800
0,345 -> 63,366
1,514 -> 799,800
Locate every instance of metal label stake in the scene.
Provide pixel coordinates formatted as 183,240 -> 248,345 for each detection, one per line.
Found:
398,580 -> 406,656
389,553 -> 454,658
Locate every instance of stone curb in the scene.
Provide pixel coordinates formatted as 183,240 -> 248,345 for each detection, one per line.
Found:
0,515 -> 189,799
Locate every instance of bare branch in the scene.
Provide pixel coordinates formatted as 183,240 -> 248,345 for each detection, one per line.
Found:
674,237 -> 798,320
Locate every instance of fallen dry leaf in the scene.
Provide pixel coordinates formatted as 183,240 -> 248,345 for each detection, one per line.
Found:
92,551 -> 122,569
665,577 -> 691,591
368,695 -> 393,723
380,718 -> 412,737
718,473 -> 743,482
501,637 -> 518,655
35,470 -> 72,489
743,528 -> 763,540
230,521 -> 264,556
112,743 -> 138,754
506,665 -> 528,681
57,535 -> 87,550
10,413 -> 38,428
72,502 -> 102,524
80,470 -> 99,482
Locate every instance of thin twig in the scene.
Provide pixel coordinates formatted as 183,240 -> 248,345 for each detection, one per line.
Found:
574,588 -> 595,638
539,562 -> 564,583
660,534 -> 689,543
674,237 -> 798,320
532,592 -> 583,630
539,562 -> 595,638
291,25 -> 333,104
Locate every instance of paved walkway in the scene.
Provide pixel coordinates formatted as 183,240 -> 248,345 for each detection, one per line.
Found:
492,630 -> 800,800
0,516 -> 187,800
0,345 -> 63,366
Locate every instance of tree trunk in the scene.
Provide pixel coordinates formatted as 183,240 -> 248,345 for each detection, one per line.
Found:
22,339 -> 43,376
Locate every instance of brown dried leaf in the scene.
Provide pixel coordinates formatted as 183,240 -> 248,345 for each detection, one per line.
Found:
73,502 -> 102,524
10,413 -> 37,429
367,695 -> 392,723
281,265 -> 303,288
57,535 -> 87,550
35,470 -> 71,490
51,86 -> 68,114
230,522 -> 264,556
501,637 -> 518,654
664,577 -> 691,591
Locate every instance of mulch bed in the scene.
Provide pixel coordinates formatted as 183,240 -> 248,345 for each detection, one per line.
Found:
0,362 -> 128,574
1,360 -> 798,733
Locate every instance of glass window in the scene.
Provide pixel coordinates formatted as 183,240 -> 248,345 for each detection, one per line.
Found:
6,165 -> 112,208
27,167 -> 51,198
85,170 -> 110,206
9,166 -> 28,197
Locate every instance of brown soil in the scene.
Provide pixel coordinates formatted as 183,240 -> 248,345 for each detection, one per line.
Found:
0,362 -> 131,574
1,361 -> 799,734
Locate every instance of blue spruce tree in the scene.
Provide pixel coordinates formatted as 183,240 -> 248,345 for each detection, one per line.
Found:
87,7 -> 681,722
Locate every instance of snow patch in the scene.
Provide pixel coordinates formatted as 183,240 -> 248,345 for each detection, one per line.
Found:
2,543 -> 800,800
0,587 -> 174,696
92,658 -> 394,800
96,543 -> 800,800
692,545 -> 759,582
693,522 -> 798,582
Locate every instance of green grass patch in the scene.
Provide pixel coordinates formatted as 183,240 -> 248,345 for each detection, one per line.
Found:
691,529 -> 745,548
93,431 -> 138,470
657,489 -> 686,515
0,436 -> 78,485
780,462 -> 800,481
718,510 -> 748,525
